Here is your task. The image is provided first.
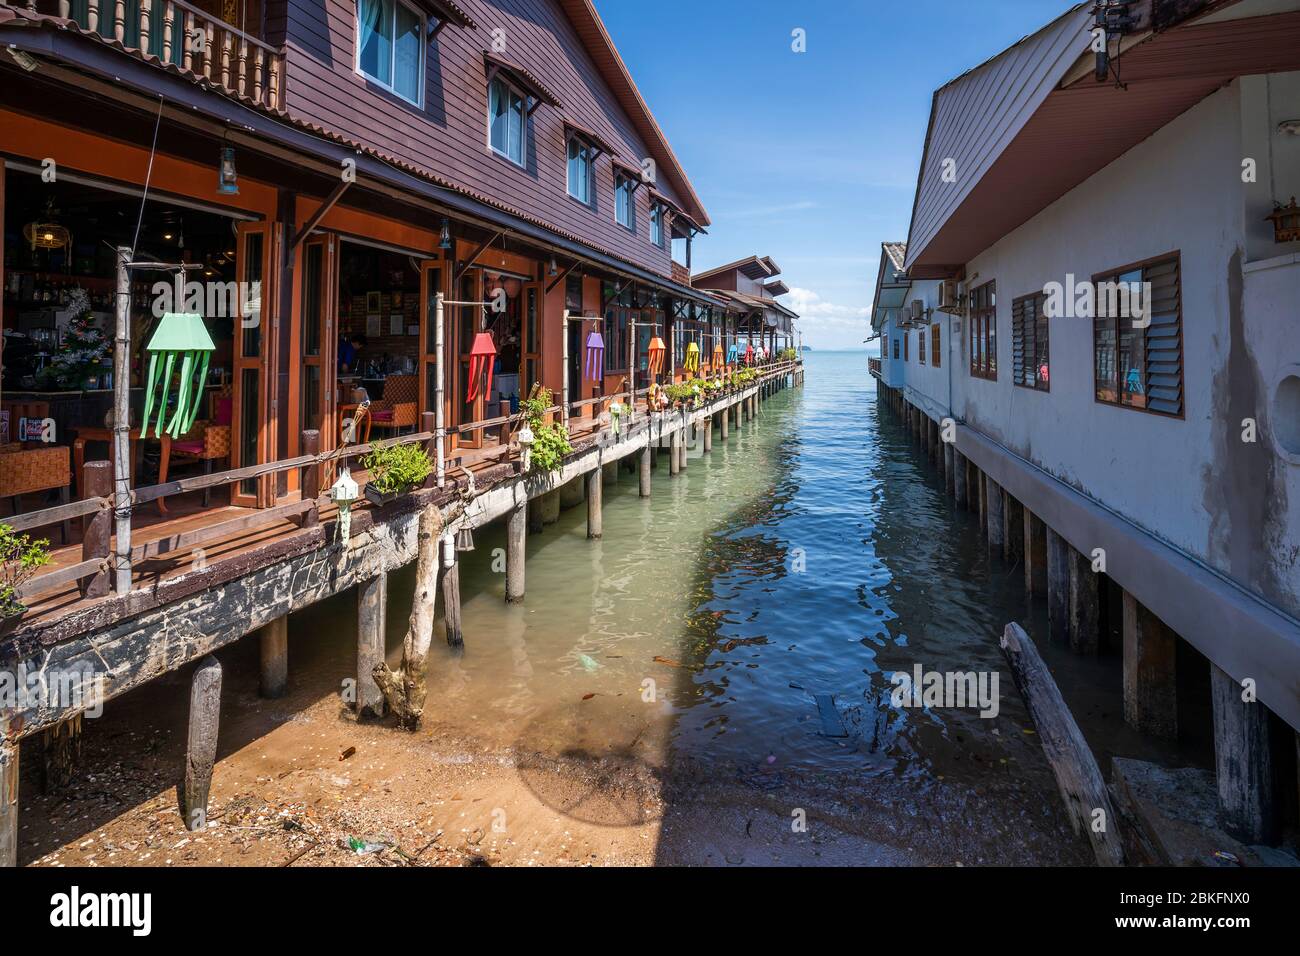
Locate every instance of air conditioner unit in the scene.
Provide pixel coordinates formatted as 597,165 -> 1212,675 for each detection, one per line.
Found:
910,299 -> 924,325
937,279 -> 963,315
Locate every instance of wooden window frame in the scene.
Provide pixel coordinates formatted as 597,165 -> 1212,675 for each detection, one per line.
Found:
903,327 -> 908,362
566,133 -> 594,205
918,328 -> 926,365
488,74 -> 529,169
892,336 -> 899,360
355,0 -> 427,109
930,323 -> 941,368
1091,251 -> 1184,419
1011,291 -> 1050,392
614,172 -> 636,232
968,280 -> 997,381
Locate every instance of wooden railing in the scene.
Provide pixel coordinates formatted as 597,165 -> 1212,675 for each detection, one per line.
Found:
27,0 -> 283,110
8,368 -> 801,610
868,357 -> 882,377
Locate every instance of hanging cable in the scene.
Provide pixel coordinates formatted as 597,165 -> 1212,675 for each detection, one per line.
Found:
130,94 -> 166,259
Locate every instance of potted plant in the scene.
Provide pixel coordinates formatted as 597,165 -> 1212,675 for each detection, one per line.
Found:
1,524 -> 51,636
362,442 -> 432,507
517,387 -> 572,473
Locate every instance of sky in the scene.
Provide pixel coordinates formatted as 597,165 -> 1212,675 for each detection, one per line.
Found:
599,0 -> 1072,350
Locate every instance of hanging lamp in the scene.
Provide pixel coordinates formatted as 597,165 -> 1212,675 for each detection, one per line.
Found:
23,200 -> 71,255
647,336 -> 666,376
684,341 -> 700,374
712,342 -> 724,370
727,343 -> 740,366
584,328 -> 605,382
745,342 -> 755,366
140,312 -> 216,439
466,331 -> 497,403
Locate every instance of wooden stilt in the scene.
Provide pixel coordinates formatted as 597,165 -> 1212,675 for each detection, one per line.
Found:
182,655 -> 222,831
506,502 -> 526,604
943,442 -> 954,493
1023,508 -> 1048,597
0,740 -> 16,868
639,445 -> 652,497
1068,547 -> 1101,654
442,558 -> 464,648
680,425 -> 690,471
1211,664 -> 1280,844
41,714 -> 83,795
1046,526 -> 1070,644
1003,495 -> 1024,563
357,573 -> 387,717
703,415 -> 713,453
669,431 -> 681,476
953,449 -> 968,508
586,465 -> 603,539
985,477 -> 1005,554
1122,592 -> 1177,739
720,406 -> 729,440
258,615 -> 288,699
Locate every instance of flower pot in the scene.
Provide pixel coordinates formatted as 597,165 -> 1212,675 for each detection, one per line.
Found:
365,484 -> 410,508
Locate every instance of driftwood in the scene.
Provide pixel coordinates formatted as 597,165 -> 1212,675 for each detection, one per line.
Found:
1000,622 -> 1126,866
372,504 -> 446,730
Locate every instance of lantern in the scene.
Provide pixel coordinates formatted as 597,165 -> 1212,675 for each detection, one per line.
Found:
218,145 -> 239,195
712,342 -> 724,369
330,466 -> 360,546
727,343 -> 740,366
517,424 -> 535,472
140,312 -> 216,439
1267,197 -> 1300,244
745,342 -> 755,366
584,329 -> 605,382
684,341 -> 700,374
466,331 -> 497,403
647,337 -> 666,376
455,526 -> 475,552
609,401 -> 625,437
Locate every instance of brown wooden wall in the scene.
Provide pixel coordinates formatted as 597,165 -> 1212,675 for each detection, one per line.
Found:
279,0 -> 688,275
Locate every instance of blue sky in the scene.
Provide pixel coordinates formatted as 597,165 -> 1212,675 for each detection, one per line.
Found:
600,0 -> 1069,349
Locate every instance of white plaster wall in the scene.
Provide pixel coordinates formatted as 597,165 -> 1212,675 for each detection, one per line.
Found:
956,79 -> 1300,616
896,278 -> 953,420
880,314 -> 905,388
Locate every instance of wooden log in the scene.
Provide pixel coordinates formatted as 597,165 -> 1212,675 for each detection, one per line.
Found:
80,460 -> 112,599
41,714 -> 83,794
586,465 -> 603,539
370,506 -> 443,729
639,445 -> 651,498
1000,623 -> 1125,866
258,615 -> 288,699
442,557 -> 463,649
506,501 -> 526,604
1211,664 -> 1279,844
0,740 -> 16,867
1068,547 -> 1101,654
182,655 -> 222,831
1122,591 -> 1177,739
356,573 -> 387,718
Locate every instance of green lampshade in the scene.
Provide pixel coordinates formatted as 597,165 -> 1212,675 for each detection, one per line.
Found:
146,312 -> 216,353
141,313 -> 216,439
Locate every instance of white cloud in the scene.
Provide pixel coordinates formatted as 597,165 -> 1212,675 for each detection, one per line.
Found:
782,287 -> 872,348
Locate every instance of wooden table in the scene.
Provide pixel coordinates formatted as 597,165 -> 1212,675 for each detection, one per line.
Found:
73,426 -> 171,515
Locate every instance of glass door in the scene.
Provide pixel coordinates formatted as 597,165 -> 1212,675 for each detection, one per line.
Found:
232,220 -> 276,507
299,233 -> 338,461
521,281 -> 541,398
418,261 -> 444,434
455,270 -> 484,450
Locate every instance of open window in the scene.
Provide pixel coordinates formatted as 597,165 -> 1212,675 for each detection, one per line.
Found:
356,0 -> 426,107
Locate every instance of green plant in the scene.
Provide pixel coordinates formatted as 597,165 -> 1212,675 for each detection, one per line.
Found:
520,386 -> 552,427
1,524 -> 51,619
529,422 -> 572,472
363,442 -> 432,495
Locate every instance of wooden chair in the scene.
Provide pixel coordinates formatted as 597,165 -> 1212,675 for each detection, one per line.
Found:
370,375 -> 418,437
172,386 -> 232,506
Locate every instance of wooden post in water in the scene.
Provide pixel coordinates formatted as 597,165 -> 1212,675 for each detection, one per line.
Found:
639,445 -> 652,497
1211,664 -> 1280,844
1122,592 -> 1177,740
506,502 -> 527,604
442,539 -> 464,649
586,466 -> 603,539
1068,548 -> 1101,654
357,573 -> 387,717
1000,623 -> 1125,867
985,477 -> 1005,554
42,715 -> 82,794
669,430 -> 681,476
720,405 -> 729,440
258,615 -> 288,699
680,423 -> 690,472
953,449 -> 968,509
182,655 -> 222,831
1046,526 -> 1070,644
703,415 -> 713,453
942,443 -> 954,494
1003,495 -> 1024,563
0,740 -> 16,867
1023,508 -> 1048,597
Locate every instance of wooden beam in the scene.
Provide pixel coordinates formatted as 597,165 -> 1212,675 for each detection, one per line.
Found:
1001,623 -> 1126,866
454,231 -> 502,285
545,259 -> 578,295
290,179 -> 351,251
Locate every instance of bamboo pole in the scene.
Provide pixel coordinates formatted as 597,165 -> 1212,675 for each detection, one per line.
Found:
112,247 -> 133,594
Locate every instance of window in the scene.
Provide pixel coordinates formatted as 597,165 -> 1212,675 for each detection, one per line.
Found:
892,336 -> 899,360
931,323 -> 941,368
357,0 -> 424,106
969,281 -> 996,380
565,275 -> 583,314
1012,292 -> 1049,391
615,173 -> 635,231
650,202 -> 664,247
918,330 -> 926,365
567,136 -> 593,204
1094,254 -> 1182,416
903,329 -> 909,362
489,76 -> 527,166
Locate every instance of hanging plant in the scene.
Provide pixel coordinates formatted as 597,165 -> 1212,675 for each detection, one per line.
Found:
363,442 -> 432,505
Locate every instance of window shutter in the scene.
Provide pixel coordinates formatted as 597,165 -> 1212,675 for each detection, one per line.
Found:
1012,296 -> 1029,387
1143,257 -> 1182,416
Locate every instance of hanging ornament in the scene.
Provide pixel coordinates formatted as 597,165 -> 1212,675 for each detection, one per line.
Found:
466,331 -> 497,403
330,466 -> 360,547
745,342 -> 755,366
712,342 -> 724,370
727,343 -> 740,366
140,312 -> 216,439
584,329 -> 605,382
647,337 -> 666,376
684,341 -> 701,374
